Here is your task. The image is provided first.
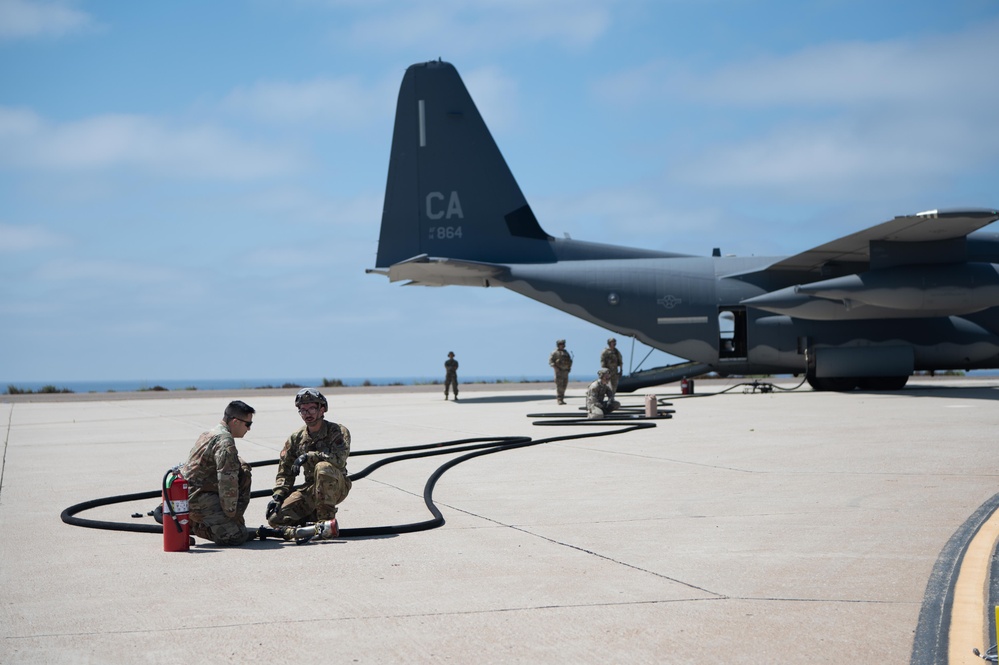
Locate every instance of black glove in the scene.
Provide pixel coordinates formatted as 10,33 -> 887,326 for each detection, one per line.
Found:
266,494 -> 283,518
291,453 -> 310,476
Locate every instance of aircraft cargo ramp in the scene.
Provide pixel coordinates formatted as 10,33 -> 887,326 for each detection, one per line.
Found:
616,361 -> 713,392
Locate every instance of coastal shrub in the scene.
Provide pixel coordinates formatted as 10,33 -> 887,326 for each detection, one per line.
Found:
7,385 -> 74,394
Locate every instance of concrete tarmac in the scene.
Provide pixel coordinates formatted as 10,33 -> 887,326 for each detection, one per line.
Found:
2,377 -> 998,664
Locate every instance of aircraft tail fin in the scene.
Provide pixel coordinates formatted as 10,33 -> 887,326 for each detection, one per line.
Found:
375,60 -> 555,268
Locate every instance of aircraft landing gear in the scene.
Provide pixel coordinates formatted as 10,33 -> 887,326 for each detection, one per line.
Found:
806,374 -> 857,391
805,373 -> 909,392
857,375 -> 909,391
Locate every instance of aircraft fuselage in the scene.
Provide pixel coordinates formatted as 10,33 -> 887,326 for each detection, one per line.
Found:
497,234 -> 999,377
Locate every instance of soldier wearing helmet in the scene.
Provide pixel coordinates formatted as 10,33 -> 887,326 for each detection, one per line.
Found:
586,368 -> 619,419
600,337 -> 624,394
443,351 -> 459,401
548,339 -> 573,405
265,388 -> 351,538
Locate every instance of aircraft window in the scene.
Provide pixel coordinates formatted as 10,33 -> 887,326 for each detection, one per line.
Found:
719,311 -> 735,336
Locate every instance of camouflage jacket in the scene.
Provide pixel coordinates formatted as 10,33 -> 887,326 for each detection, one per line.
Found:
444,358 -> 458,376
549,348 -> 572,372
586,379 -> 614,409
182,423 -> 244,518
272,420 -> 351,499
600,347 -> 623,371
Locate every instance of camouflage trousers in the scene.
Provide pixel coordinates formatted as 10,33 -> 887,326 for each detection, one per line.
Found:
586,400 -> 620,420
188,461 -> 252,546
444,374 -> 458,398
267,461 -> 352,527
553,369 -> 569,400
606,368 -> 621,394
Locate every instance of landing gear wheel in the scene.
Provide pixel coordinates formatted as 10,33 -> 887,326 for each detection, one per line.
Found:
857,375 -> 909,391
805,374 -> 858,392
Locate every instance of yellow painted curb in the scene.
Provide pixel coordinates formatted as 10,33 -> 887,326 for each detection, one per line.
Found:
949,509 -> 999,663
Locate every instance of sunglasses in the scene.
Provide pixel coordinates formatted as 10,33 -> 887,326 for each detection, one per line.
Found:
232,417 -> 253,429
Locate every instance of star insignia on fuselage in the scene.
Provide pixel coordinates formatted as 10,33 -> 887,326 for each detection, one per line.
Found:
658,295 -> 682,309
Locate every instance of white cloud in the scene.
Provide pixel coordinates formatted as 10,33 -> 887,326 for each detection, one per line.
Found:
673,115 -> 984,197
597,19 -> 999,109
221,75 -> 397,128
0,0 -> 95,41
462,66 -> 521,131
0,106 -> 306,179
0,222 -> 68,251
673,25 -> 999,109
24,257 -> 211,308
339,0 -> 611,54
32,258 -> 179,283
595,19 -> 999,201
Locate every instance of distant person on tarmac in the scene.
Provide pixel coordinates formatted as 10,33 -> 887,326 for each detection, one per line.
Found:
548,339 -> 573,405
600,337 -> 624,394
444,351 -> 459,400
181,400 -> 255,546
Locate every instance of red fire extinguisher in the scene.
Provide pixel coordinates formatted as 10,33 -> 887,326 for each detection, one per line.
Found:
162,467 -> 190,552
680,378 -> 689,395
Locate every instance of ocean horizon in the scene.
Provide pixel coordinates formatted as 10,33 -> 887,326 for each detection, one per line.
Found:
2,375 -> 559,395
6,369 -> 996,395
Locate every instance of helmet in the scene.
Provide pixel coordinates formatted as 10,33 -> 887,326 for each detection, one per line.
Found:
295,387 -> 328,410
597,368 -> 610,378
448,351 -> 455,357
607,337 -> 616,344
556,339 -> 565,345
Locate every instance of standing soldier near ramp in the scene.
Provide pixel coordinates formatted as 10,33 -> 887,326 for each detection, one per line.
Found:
548,339 -> 573,405
600,337 -> 624,394
265,388 -> 351,540
444,351 -> 459,400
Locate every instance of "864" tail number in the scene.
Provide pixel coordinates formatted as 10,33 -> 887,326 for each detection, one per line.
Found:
429,226 -> 463,240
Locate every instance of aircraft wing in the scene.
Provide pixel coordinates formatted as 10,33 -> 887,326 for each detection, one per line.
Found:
365,254 -> 508,287
764,208 -> 999,273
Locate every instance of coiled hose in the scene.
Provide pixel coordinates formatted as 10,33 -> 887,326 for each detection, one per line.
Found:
61,421 -> 655,539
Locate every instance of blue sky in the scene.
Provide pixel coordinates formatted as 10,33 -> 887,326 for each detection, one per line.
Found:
1,0 -> 997,384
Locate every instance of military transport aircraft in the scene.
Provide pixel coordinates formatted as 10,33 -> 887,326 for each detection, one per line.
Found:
367,60 -> 999,392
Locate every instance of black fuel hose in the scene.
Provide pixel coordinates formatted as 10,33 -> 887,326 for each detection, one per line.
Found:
61,422 -> 655,539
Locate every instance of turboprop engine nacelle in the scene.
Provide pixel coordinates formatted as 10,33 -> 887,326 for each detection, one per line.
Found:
743,263 -> 999,320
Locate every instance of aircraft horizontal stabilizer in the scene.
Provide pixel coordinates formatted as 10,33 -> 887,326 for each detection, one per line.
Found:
366,254 -> 507,287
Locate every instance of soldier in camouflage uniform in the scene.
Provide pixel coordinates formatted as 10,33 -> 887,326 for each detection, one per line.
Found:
265,388 -> 351,538
181,400 -> 255,546
600,337 -> 624,394
548,339 -> 573,404
444,351 -> 459,400
586,368 -> 620,419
